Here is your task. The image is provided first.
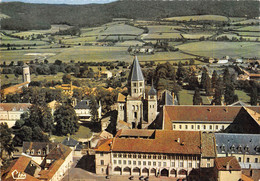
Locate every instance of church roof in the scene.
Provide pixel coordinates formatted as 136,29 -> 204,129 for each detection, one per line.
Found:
148,86 -> 157,95
129,56 -> 144,81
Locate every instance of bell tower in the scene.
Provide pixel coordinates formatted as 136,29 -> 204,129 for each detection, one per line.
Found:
22,64 -> 31,83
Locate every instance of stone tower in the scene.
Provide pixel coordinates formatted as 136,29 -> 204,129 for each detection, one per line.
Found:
22,64 -> 31,83
126,56 -> 144,128
147,85 -> 157,124
128,56 -> 145,98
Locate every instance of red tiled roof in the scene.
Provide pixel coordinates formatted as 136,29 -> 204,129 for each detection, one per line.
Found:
95,138 -> 113,152
215,156 -> 241,171
0,103 -> 31,112
96,130 -> 201,155
163,106 -> 260,130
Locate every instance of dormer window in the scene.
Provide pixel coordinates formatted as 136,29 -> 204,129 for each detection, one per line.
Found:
221,145 -> 225,153
230,145 -> 235,153
238,145 -> 242,153
245,146 -> 249,153
38,150 -> 41,155
31,149 -> 34,155
26,149 -> 30,154
255,146 -> 260,154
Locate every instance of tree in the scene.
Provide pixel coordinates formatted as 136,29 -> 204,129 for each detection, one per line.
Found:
54,104 -> 79,136
250,86 -> 258,106
188,72 -> 199,90
224,84 -> 238,105
193,88 -> 203,105
212,77 -> 224,105
0,123 -> 17,159
205,73 -> 212,96
176,62 -> 186,80
223,67 -> 231,86
211,70 -> 218,89
62,74 -> 71,84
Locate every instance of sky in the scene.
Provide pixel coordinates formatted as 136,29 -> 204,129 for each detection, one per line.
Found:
1,0 -> 118,5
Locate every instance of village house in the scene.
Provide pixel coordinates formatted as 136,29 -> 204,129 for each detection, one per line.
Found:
2,142 -> 73,181
95,129 -> 204,178
0,103 -> 31,127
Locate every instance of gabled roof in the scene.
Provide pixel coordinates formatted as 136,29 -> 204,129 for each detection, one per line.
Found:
201,133 -> 216,158
214,133 -> 260,155
129,56 -> 144,81
46,144 -> 71,160
117,93 -> 126,102
229,101 -> 250,107
62,137 -> 78,147
215,156 -> 241,171
23,142 -> 58,155
96,130 -> 201,155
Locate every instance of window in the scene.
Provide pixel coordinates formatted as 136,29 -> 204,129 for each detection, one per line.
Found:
136,105 -> 138,110
153,155 -> 157,159
255,158 -> 258,163
238,146 -> 242,153
171,162 -> 175,167
203,125 -> 206,130
163,156 -> 166,159
138,154 -> 142,159
216,125 -> 218,130
101,160 -> 104,165
222,125 -> 225,130
210,125 -> 212,130
180,162 -> 183,167
140,89 -> 142,93
245,146 -> 249,153
197,125 -> 200,130
133,161 -> 136,165
134,112 -> 137,119
158,155 -> 161,159
231,145 -> 235,153
207,158 -> 210,162
188,162 -> 192,168
153,162 -> 156,166
128,154 -> 132,158
118,160 -> 121,164
138,161 -> 141,165
207,163 -> 210,167
100,152 -> 103,156
148,161 -> 151,166
185,125 -> 188,129
163,162 -> 166,167
133,154 -> 137,158
31,150 -> 34,155
114,160 -> 117,164
143,155 -> 147,159
123,154 -> 127,158
143,161 -> 146,166
197,162 -> 200,168
191,125 -> 194,129
238,157 -> 241,162
38,150 -> 41,155
139,82 -> 142,86
158,162 -> 161,167
173,125 -> 176,129
118,154 -> 122,158
148,155 -> 151,159
128,160 -> 131,165
123,160 -> 126,165
247,158 -> 250,163
179,125 -> 182,129
133,83 -> 137,87
134,89 -> 137,93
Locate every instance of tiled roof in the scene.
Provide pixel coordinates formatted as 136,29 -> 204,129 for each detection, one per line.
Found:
23,142 -> 58,156
96,130 -> 201,155
38,159 -> 64,180
244,107 -> 260,125
46,144 -> 71,160
1,156 -> 40,181
201,133 -> 216,157
229,101 -> 249,107
62,137 -> 78,147
117,93 -> 126,102
116,129 -> 155,138
95,138 -> 113,152
129,56 -> 144,81
1,82 -> 29,96
163,105 -> 260,130
214,133 -> 260,155
241,174 -> 254,181
0,103 -> 31,112
215,156 -> 241,171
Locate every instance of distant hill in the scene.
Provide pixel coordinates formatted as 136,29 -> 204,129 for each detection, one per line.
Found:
0,1 -> 259,30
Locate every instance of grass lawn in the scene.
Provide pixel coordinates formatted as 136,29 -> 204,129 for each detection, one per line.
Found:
176,41 -> 260,59
179,89 -> 211,105
50,125 -> 92,143
235,90 -> 250,103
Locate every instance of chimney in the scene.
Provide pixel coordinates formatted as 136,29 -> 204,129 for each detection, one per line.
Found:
172,92 -> 175,105
226,162 -> 230,170
46,144 -> 49,154
213,102 -> 215,106
177,138 -> 180,143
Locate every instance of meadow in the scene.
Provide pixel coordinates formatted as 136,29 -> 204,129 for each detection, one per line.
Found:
1,34 -> 48,46
142,33 -> 182,40
163,15 -> 228,22
237,26 -> 260,32
147,25 -> 182,33
176,41 -> 260,59
182,33 -> 214,40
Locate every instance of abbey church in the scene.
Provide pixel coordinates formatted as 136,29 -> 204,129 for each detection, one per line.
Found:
117,56 -> 177,129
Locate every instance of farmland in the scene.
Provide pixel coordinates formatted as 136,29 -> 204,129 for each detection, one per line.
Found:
237,26 -> 260,32
176,41 -> 260,59
163,15 -> 229,22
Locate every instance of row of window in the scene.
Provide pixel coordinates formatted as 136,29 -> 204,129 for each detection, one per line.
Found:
26,149 -> 46,155
112,153 -> 198,161
0,114 -> 20,119
238,157 -> 258,163
133,82 -> 143,87
112,160 -> 199,168
173,124 -> 226,130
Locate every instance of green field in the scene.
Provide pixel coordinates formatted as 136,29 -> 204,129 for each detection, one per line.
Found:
179,89 -> 211,105
115,40 -> 143,47
232,19 -> 260,25
237,32 -> 260,37
235,90 -> 250,103
147,25 -> 182,33
0,13 -> 10,19
237,26 -> 260,32
182,33 -> 213,39
229,17 -> 247,22
216,33 -> 240,39
1,34 -> 48,46
100,24 -> 144,35
163,15 -> 228,22
176,41 -> 260,59
11,25 -> 73,37
142,33 -> 182,40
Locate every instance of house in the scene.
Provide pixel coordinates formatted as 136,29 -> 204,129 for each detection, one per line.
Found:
217,59 -> 229,64
22,142 -> 73,181
200,133 -> 216,168
0,103 -> 31,127
160,105 -> 260,133
95,129 -> 202,178
101,71 -> 112,79
214,157 -> 242,181
74,99 -> 102,122
61,137 -> 83,156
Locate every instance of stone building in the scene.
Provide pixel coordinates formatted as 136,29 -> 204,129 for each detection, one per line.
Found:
95,129 -> 203,178
22,64 -> 31,83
